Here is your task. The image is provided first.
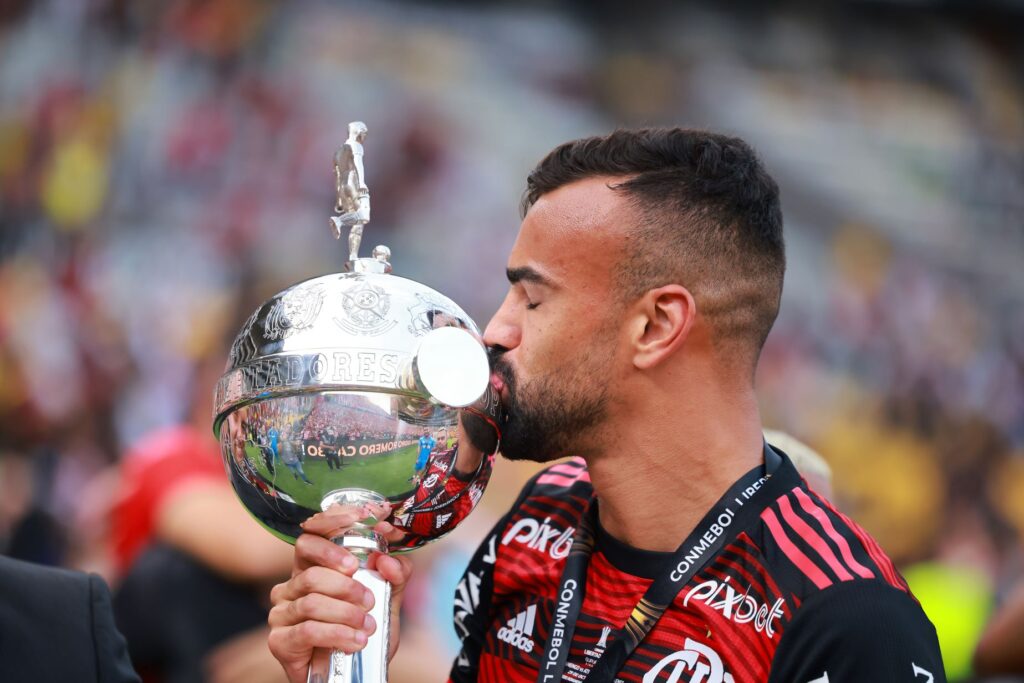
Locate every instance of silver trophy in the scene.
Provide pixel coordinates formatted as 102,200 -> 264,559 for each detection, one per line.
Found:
213,122 -> 501,683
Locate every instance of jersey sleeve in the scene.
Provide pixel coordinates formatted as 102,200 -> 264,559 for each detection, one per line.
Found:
448,471 -> 544,683
447,516 -> 502,683
767,580 -> 946,683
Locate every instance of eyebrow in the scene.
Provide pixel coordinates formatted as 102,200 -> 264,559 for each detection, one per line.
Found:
506,266 -> 552,287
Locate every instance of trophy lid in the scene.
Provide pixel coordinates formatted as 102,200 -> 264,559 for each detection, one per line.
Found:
213,269 -> 490,431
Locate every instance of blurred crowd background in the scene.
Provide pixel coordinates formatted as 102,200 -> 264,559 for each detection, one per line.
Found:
0,0 -> 1022,681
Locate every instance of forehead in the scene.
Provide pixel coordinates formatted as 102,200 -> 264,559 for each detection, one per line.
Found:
510,177 -> 628,282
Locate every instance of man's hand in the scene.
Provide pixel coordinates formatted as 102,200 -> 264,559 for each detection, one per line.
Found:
267,504 -> 413,683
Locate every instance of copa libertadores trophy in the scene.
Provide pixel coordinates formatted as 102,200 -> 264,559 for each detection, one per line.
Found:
213,122 -> 501,683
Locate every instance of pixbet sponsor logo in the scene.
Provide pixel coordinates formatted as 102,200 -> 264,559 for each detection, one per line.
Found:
497,604 -> 537,653
643,639 -> 735,683
683,576 -> 785,638
501,516 -> 574,559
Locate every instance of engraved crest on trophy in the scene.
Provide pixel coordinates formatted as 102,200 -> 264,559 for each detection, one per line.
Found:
334,279 -> 396,336
406,292 -> 468,337
265,283 -> 327,341
228,308 -> 261,367
214,122 -> 501,683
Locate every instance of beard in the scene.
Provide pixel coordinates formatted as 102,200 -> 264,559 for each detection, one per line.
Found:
492,349 -> 610,463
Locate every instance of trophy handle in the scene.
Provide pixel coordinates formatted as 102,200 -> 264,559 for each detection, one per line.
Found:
307,564 -> 392,683
307,490 -> 393,683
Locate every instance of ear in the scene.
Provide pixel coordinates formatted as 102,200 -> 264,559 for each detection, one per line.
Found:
630,285 -> 696,370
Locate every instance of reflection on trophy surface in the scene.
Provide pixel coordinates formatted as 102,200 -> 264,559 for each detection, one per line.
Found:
213,122 -> 501,683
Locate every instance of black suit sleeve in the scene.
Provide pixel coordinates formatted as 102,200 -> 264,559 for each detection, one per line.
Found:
768,580 -> 946,683
88,574 -> 141,683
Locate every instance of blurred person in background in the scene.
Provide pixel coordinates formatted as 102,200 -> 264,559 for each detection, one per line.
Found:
974,578 -> 1024,678
763,429 -> 832,499
110,351 -> 293,683
265,128 -> 944,682
0,553 -> 139,682
972,453 -> 1024,681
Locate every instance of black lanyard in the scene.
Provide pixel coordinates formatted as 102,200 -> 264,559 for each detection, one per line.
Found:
536,445 -> 797,683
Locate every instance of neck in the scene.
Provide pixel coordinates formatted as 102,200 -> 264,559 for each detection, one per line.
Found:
587,385 -> 764,553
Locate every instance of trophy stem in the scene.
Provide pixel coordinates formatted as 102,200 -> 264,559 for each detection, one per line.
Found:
307,490 -> 392,683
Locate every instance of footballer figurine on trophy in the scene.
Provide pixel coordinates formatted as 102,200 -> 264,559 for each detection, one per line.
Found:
214,122 -> 502,683
331,121 -> 371,262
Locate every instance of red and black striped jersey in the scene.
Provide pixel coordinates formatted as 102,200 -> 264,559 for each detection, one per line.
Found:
393,453 -> 485,545
448,451 -> 944,683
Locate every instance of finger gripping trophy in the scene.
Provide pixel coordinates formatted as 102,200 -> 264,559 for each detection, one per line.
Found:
213,122 -> 501,683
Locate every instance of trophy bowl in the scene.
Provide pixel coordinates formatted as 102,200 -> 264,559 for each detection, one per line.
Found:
212,270 -> 502,547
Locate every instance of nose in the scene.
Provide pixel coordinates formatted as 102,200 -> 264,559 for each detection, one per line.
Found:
482,291 -> 521,352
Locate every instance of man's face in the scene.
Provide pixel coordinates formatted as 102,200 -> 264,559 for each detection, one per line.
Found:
483,177 -> 627,462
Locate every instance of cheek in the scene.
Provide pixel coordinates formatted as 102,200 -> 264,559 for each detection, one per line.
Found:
523,314 -> 600,368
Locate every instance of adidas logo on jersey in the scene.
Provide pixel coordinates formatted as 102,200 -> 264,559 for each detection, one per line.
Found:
497,604 -> 537,653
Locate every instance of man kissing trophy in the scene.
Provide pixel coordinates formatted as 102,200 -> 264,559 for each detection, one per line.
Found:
213,122 -> 502,683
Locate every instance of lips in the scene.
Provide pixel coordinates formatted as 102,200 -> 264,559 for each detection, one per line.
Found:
490,373 -> 509,407
488,351 -> 514,408
489,360 -> 513,407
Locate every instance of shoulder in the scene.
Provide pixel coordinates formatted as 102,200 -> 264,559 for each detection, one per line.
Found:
754,481 -> 910,598
0,558 -> 94,664
0,555 -> 90,602
493,458 -> 592,562
790,578 -> 930,629
524,457 -> 591,495
510,457 -> 592,517
743,484 -> 943,677
0,563 -> 139,681
769,579 -> 944,681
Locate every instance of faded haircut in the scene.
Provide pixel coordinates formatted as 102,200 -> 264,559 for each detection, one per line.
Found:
523,128 -> 785,370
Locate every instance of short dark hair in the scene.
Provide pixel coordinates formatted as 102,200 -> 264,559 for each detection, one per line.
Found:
524,128 -> 785,369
